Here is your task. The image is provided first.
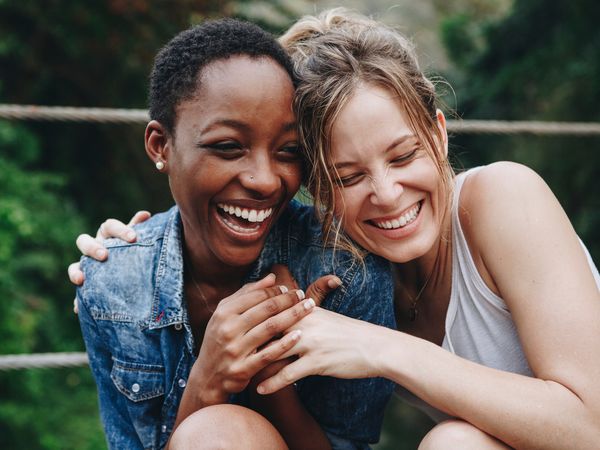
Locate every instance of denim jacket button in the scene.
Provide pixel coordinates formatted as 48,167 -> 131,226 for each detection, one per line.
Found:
178,378 -> 186,388
174,323 -> 182,331
161,425 -> 167,433
131,382 -> 140,393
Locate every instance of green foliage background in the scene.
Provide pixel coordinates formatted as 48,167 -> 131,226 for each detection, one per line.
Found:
0,0 -> 597,448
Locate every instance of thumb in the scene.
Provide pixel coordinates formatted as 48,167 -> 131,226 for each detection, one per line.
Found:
270,264 -> 299,291
306,275 -> 342,306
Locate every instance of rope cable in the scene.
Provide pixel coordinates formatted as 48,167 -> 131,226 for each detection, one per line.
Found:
0,352 -> 89,371
1,104 -> 600,135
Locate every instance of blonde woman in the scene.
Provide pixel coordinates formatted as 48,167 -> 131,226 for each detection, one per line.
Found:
253,10 -> 600,449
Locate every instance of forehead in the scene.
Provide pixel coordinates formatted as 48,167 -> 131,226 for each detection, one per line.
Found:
174,55 -> 295,129
199,56 -> 293,109
331,84 -> 412,160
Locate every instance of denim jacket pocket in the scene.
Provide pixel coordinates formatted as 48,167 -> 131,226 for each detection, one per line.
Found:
111,359 -> 166,449
111,359 -> 166,401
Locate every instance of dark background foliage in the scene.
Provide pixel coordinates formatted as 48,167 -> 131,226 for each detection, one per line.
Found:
0,0 -> 597,448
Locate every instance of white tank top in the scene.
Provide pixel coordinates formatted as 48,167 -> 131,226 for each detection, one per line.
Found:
395,167 -> 600,422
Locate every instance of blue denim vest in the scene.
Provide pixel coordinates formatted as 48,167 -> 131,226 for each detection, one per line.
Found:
77,200 -> 396,450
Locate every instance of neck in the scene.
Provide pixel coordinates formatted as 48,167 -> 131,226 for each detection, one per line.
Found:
393,212 -> 453,333
180,222 -> 254,294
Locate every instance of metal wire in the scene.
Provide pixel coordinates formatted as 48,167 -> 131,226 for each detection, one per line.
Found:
0,352 -> 89,371
2,104 -> 600,135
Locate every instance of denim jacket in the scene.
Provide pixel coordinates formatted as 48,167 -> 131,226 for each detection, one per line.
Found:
77,200 -> 396,450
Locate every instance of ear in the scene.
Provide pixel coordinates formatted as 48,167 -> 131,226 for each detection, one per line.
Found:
435,109 -> 449,158
145,120 -> 171,171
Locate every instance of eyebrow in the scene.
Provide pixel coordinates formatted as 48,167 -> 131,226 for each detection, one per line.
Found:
200,119 -> 297,135
333,134 -> 415,170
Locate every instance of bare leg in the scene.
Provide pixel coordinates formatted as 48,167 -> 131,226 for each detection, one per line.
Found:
419,419 -> 512,450
169,404 -> 288,450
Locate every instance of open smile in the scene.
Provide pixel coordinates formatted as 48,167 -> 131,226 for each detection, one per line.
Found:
216,202 -> 275,235
369,201 -> 422,230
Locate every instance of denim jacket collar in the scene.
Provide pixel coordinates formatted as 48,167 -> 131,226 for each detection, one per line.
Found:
148,207 -> 269,332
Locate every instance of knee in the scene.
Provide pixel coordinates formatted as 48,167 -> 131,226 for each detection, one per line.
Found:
169,404 -> 287,450
419,420 -> 509,450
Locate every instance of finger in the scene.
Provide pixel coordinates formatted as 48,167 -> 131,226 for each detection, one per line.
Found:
270,264 -> 299,290
305,275 -> 342,307
218,274 -> 283,312
235,272 -> 276,296
68,262 -> 85,285
224,284 -> 288,314
247,330 -> 302,378
126,210 -> 151,227
76,234 -> 108,260
256,356 -> 310,395
97,218 -> 136,242
242,288 -> 306,329
73,298 -> 79,315
244,296 -> 316,348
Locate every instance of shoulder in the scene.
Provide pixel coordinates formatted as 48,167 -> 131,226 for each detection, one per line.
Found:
458,162 -> 558,240
460,162 -> 548,210
77,206 -> 178,317
278,198 -> 324,245
103,206 -> 178,248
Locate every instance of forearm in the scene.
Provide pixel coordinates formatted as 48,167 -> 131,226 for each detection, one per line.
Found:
249,385 -> 331,450
374,326 -> 600,449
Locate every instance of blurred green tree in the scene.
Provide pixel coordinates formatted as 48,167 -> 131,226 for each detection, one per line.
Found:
440,0 -> 600,261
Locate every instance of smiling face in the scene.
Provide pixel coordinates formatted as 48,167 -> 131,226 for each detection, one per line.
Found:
161,56 -> 301,270
330,84 -> 448,263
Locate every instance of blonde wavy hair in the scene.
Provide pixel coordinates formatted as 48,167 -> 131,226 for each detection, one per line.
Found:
280,8 -> 454,261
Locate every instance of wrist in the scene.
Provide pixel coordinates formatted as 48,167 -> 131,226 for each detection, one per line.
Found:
370,325 -> 403,379
188,365 -> 229,406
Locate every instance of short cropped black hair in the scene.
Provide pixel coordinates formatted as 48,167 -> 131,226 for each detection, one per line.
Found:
148,18 -> 295,134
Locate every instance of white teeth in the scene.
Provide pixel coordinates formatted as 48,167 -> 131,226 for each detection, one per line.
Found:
373,202 -> 421,230
216,203 -> 274,224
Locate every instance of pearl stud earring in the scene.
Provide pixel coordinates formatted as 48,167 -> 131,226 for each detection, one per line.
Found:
155,161 -> 165,170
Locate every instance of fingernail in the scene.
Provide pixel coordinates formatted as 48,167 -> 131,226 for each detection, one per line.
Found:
296,289 -> 305,300
328,277 -> 342,288
303,298 -> 315,310
290,329 -> 302,340
96,249 -> 107,259
126,231 -> 136,241
256,385 -> 266,395
280,285 -> 288,294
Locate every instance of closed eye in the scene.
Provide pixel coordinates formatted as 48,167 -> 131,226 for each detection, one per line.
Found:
279,143 -> 301,160
337,172 -> 366,187
391,148 -> 417,165
201,141 -> 245,159
204,141 -> 242,151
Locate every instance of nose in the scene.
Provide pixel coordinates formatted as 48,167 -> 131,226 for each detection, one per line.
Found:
369,171 -> 403,207
240,151 -> 281,197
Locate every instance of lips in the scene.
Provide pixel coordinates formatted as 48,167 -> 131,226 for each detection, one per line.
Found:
216,202 -> 275,235
370,201 -> 422,230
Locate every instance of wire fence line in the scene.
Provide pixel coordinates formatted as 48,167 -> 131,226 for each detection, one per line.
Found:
2,104 -> 600,135
0,352 -> 89,371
